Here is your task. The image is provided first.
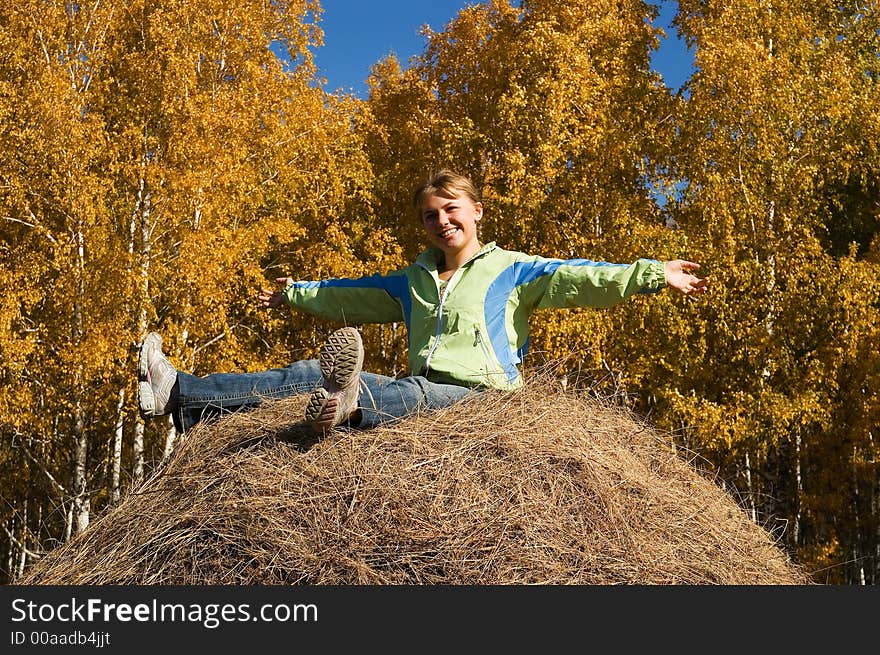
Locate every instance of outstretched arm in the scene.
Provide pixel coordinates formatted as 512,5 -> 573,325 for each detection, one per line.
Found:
664,260 -> 709,296
257,272 -> 407,323
258,277 -> 293,309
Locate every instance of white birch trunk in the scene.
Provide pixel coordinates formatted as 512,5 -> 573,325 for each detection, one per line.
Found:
111,388 -> 125,503
744,452 -> 757,524
793,431 -> 802,545
871,431 -> 878,584
64,502 -> 73,543
162,415 -> 177,460
72,226 -> 90,534
852,443 -> 865,585
5,519 -> 13,580
15,505 -> 27,580
50,417 -> 74,542
133,179 -> 153,488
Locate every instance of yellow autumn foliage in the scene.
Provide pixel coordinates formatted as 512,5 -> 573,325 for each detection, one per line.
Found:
1,0 -> 877,584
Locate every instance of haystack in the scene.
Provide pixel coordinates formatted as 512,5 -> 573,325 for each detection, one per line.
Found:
21,378 -> 809,585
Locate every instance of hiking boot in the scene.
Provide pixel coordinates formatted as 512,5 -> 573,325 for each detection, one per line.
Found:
305,327 -> 364,432
138,332 -> 178,419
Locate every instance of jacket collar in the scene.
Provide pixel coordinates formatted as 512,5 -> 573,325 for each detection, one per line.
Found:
416,241 -> 498,272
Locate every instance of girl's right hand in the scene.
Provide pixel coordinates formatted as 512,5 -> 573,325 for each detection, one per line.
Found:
258,277 -> 293,309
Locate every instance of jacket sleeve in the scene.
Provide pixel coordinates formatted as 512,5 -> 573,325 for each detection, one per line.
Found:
516,256 -> 667,311
282,272 -> 408,324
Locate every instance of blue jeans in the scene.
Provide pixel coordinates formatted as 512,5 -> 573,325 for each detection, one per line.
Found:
173,360 -> 476,432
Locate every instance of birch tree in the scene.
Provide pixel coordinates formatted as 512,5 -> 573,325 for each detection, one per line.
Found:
0,0 -> 378,580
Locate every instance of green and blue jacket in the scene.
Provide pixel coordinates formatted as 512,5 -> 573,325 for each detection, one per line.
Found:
283,242 -> 666,390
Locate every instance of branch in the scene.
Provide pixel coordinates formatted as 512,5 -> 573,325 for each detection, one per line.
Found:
17,437 -> 68,498
1,522 -> 43,561
26,13 -> 53,66
737,140 -> 752,208
81,0 -> 104,44
190,330 -> 230,357
81,3 -> 115,96
2,216 -> 57,244
232,322 -> 273,352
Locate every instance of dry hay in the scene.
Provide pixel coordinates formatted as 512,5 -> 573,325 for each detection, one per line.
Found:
21,377 -> 810,585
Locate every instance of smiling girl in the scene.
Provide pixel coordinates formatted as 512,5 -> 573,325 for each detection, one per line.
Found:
138,170 -> 709,435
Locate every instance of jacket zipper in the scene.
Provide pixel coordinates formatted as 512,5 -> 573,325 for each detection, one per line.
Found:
418,244 -> 496,377
423,278 -> 452,375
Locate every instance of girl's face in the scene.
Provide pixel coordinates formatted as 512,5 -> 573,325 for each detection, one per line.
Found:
420,192 -> 483,260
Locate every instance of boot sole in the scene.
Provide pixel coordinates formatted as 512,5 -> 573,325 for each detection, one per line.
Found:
304,388 -> 340,432
305,327 -> 363,432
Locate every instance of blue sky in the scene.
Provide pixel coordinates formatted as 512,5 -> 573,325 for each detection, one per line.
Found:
311,0 -> 695,97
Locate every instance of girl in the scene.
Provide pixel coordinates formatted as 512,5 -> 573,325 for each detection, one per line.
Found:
138,170 -> 709,434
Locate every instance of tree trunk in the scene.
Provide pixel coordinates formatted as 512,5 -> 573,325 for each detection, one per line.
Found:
72,225 -> 90,535
133,177 -> 153,487
132,425 -> 145,488
112,387 -> 125,503
15,505 -> 27,580
5,519 -> 13,581
872,430 -> 879,585
793,431 -> 802,545
64,500 -> 73,543
744,451 -> 757,524
852,443 -> 865,585
73,399 -> 90,534
162,415 -> 177,460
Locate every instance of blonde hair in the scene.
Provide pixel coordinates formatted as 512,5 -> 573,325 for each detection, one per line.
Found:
412,169 -> 482,216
